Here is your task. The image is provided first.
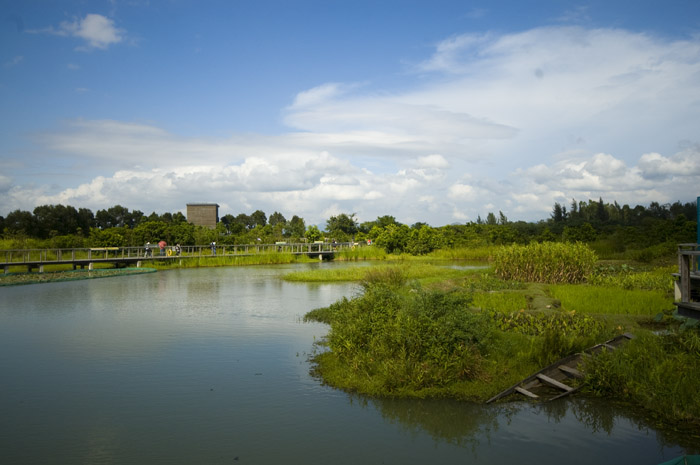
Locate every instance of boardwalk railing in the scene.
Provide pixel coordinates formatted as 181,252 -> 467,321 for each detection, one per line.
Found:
674,243 -> 700,319
1,242 -> 359,273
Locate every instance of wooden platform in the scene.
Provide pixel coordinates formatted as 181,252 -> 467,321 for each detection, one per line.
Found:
676,302 -> 700,319
486,333 -> 634,404
674,244 -> 700,320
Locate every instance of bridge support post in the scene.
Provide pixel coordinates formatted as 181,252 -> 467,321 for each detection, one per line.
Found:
88,263 -> 94,271
137,261 -> 142,268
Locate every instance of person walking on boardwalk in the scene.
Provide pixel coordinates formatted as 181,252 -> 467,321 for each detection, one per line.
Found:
144,242 -> 152,257
211,241 -> 216,256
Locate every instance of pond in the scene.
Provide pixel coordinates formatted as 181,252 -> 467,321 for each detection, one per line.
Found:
0,263 -> 695,464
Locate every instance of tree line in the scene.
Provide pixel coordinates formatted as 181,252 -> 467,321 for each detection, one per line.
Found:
0,199 -> 697,261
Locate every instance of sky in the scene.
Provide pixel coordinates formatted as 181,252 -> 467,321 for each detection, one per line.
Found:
1,0 -> 700,227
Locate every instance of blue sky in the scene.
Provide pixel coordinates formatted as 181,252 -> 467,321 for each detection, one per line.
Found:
2,0 -> 700,226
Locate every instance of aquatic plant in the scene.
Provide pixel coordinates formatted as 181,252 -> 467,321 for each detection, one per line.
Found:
587,264 -> 675,292
583,330 -> 700,423
493,241 -> 597,284
307,282 -> 494,395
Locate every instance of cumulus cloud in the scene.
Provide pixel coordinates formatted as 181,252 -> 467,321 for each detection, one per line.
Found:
4,26 -> 700,225
28,13 -> 125,50
638,146 -> 700,179
4,55 -> 23,68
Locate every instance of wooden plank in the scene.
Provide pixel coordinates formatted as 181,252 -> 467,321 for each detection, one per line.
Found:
514,387 -> 539,399
676,302 -> 700,320
603,343 -> 617,350
558,365 -> 583,379
536,373 -> 573,392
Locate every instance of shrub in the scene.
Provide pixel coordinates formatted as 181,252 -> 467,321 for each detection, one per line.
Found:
308,284 -> 493,394
493,241 -> 597,284
583,331 -> 700,422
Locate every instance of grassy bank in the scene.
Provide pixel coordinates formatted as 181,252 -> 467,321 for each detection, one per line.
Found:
147,251 -> 315,269
283,262 -> 486,283
303,243 -> 700,428
0,267 -> 156,286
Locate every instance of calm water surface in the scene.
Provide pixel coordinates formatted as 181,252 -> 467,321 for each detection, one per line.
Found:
0,263 -> 696,464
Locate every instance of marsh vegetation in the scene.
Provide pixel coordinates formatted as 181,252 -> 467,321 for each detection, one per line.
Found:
301,242 -> 700,430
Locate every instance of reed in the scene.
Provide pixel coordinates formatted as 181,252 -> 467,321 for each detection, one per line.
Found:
493,241 -> 597,284
583,330 -> 700,423
588,264 -> 676,292
284,263 -> 475,283
427,246 -> 498,262
148,251 -> 310,269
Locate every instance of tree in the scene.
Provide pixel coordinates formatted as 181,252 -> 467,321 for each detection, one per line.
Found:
552,203 -> 564,222
563,222 -> 597,243
33,204 -> 84,238
4,209 -> 36,236
305,224 -> 322,242
375,224 -> 410,254
233,213 -> 252,231
285,215 -> 305,238
95,205 -> 138,229
406,225 -> 442,255
596,197 -> 608,223
485,212 -> 497,225
326,213 -> 358,240
250,210 -> 267,228
269,211 -> 286,226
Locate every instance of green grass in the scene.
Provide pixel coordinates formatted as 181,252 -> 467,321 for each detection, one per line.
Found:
471,292 -> 528,313
584,331 -> 700,423
426,246 -> 498,262
549,284 -> 674,316
147,251 -> 314,269
0,267 -> 156,286
283,263 -> 482,283
335,246 -> 388,261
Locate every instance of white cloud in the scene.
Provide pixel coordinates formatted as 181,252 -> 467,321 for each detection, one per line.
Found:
4,56 -> 23,68
4,26 -> 700,225
638,146 -> 700,179
28,14 -> 125,50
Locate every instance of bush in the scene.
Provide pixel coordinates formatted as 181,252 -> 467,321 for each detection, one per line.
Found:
493,241 -> 597,284
584,331 -> 700,422
308,283 -> 493,394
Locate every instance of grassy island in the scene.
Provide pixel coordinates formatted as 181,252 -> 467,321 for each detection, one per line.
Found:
301,243 -> 700,433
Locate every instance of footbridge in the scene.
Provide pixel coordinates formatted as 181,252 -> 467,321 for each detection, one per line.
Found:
1,242 -> 358,273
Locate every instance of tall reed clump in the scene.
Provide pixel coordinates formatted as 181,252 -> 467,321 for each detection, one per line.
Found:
583,330 -> 700,423
305,275 -> 494,396
493,241 -> 597,284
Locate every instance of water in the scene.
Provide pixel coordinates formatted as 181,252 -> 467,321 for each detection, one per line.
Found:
0,264 -> 695,464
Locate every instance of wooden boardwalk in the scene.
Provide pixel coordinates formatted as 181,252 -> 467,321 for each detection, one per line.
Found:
674,243 -> 700,319
486,333 -> 634,404
1,242 -> 357,273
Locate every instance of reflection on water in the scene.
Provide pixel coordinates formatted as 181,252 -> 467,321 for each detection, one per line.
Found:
0,264 -> 695,464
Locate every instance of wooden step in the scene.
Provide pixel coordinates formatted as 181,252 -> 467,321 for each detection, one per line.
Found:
558,365 -> 583,379
514,386 -> 539,398
536,373 -> 573,392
